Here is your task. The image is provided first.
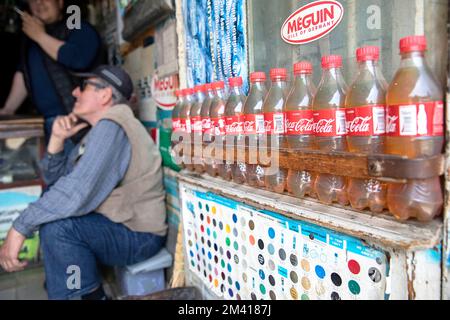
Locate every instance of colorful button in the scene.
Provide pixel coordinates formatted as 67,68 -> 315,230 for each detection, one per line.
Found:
348,280 -> 361,295
348,260 -> 361,275
315,265 -> 326,279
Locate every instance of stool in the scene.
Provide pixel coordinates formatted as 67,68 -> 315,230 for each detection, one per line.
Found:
115,248 -> 173,297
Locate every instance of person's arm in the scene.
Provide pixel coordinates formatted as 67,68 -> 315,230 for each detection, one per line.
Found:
21,13 -> 63,61
12,120 -> 131,237
21,13 -> 100,70
40,114 -> 88,185
0,72 -> 28,115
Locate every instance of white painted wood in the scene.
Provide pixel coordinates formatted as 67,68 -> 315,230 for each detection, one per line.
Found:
175,0 -> 187,88
410,249 -> 442,300
177,172 -> 443,251
387,250 -> 408,300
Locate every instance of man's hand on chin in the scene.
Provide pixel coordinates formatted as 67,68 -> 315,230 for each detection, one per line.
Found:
0,228 -> 27,273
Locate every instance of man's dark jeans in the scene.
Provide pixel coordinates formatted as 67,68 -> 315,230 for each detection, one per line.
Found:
39,213 -> 165,300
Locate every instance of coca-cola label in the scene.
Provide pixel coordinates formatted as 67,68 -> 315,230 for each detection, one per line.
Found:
313,109 -> 347,136
211,117 -> 226,136
244,114 -> 266,135
225,115 -> 244,135
346,105 -> 386,136
264,112 -> 286,134
281,0 -> 344,45
172,118 -> 181,132
285,110 -> 314,135
190,116 -> 203,133
202,117 -> 211,134
386,101 -> 444,137
180,119 -> 191,134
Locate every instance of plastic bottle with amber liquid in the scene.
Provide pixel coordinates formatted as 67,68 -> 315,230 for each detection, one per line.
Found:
243,72 -> 268,188
190,84 -> 207,173
345,46 -> 388,213
179,88 -> 195,171
171,89 -> 186,167
224,77 -> 246,184
201,83 -> 217,176
385,35 -> 444,221
285,62 -> 317,198
313,55 -> 349,205
210,81 -> 232,180
263,68 -> 289,194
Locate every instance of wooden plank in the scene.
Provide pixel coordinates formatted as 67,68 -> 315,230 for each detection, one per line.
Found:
0,116 -> 44,139
0,116 -> 44,125
177,143 -> 444,182
177,172 -> 443,251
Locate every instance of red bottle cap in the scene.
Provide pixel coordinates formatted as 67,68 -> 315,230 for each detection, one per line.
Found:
356,46 -> 380,62
194,84 -> 206,93
204,83 -> 213,91
400,35 -> 427,53
212,81 -> 225,90
322,55 -> 342,69
293,61 -> 313,75
250,72 -> 266,83
270,68 -> 287,80
184,88 -> 195,96
228,77 -> 243,87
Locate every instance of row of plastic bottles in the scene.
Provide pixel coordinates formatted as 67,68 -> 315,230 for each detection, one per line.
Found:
171,35 -> 444,222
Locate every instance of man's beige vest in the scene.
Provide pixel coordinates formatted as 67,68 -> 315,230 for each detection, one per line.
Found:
95,104 -> 167,236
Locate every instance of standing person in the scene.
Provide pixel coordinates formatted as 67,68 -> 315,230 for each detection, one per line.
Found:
0,0 -> 102,147
0,65 -> 167,300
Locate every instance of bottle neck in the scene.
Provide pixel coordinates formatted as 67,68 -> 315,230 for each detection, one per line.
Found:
320,67 -> 346,88
195,91 -> 206,103
229,85 -> 243,96
206,89 -> 215,99
185,94 -> 195,103
293,73 -> 313,88
214,88 -> 225,100
270,78 -> 287,89
250,81 -> 266,93
357,60 -> 378,75
400,51 -> 427,68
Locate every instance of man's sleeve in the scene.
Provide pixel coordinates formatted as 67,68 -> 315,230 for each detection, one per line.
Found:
12,120 -> 131,237
40,151 -> 68,186
57,22 -> 100,70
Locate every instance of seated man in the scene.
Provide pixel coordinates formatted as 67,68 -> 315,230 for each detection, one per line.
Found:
0,65 -> 167,300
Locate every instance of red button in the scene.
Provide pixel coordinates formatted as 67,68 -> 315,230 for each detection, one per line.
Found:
348,260 -> 361,275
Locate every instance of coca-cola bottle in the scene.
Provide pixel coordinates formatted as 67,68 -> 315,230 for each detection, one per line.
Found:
171,89 -> 185,166
285,62 -> 316,198
224,77 -> 246,184
313,55 -> 349,205
190,84 -> 207,173
210,81 -> 231,180
244,72 -> 268,188
179,88 -> 195,171
385,35 -> 444,221
201,83 -> 217,176
263,68 -> 289,194
346,46 -> 388,213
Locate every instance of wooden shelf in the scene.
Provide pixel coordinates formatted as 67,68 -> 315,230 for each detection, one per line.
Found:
0,116 -> 44,139
176,142 -> 444,183
177,171 -> 443,251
